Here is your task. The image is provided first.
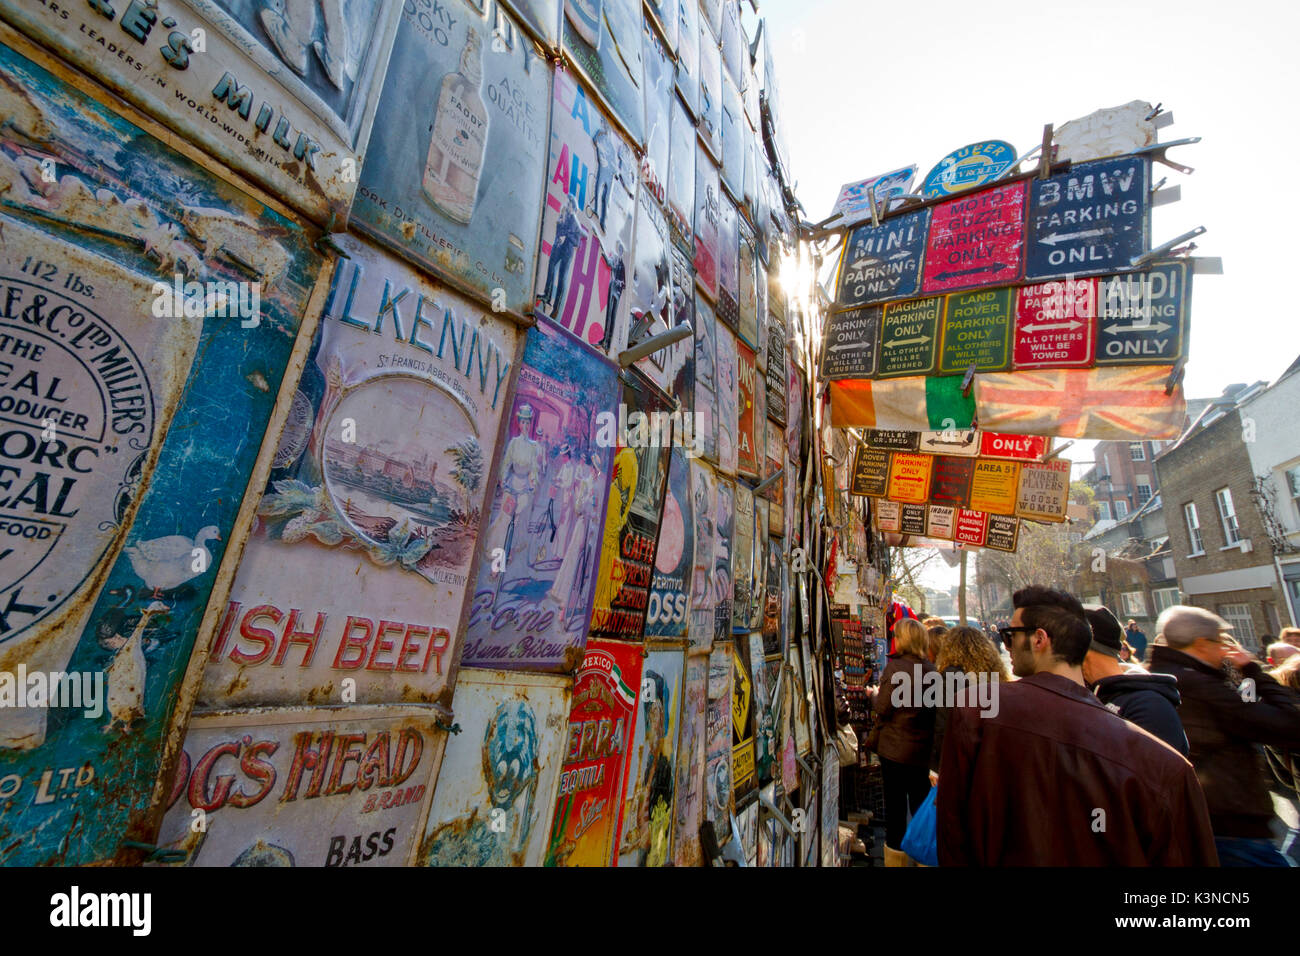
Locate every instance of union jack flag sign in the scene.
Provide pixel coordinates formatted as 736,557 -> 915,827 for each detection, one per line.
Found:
975,366 -> 1186,439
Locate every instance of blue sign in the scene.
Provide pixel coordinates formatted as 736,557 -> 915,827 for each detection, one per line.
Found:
920,141 -> 1017,199
1096,261 -> 1189,366
1025,156 -> 1150,281
834,208 -> 930,308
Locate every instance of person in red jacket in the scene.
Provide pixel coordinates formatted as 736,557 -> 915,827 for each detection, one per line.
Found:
937,586 -> 1218,866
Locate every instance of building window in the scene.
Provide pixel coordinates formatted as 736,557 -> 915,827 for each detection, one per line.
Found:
1121,591 -> 1148,618
1133,478 -> 1154,509
1215,487 -> 1241,545
1130,442 -> 1146,461
1152,587 -> 1181,614
1097,501 -> 1111,521
1287,466 -> 1300,521
1115,500 -> 1129,519
1265,602 -> 1282,636
1185,502 -> 1204,555
1217,603 -> 1258,650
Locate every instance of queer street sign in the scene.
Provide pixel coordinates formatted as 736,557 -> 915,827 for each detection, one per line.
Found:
1096,261 -> 1189,366
1025,156 -> 1150,280
835,209 -> 930,308
920,141 -> 1017,199
822,307 -> 881,379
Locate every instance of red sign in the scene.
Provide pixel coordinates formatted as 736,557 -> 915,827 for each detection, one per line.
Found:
922,181 -> 1027,294
954,509 -> 988,546
546,640 -> 643,866
1013,279 -> 1097,368
979,432 -> 1047,461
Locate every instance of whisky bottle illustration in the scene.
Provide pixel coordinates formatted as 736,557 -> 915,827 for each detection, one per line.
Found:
423,30 -> 489,224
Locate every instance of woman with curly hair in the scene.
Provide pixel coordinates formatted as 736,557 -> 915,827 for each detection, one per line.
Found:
872,617 -> 936,866
930,626 -> 1010,776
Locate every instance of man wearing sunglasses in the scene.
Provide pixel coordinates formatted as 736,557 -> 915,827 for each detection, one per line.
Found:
1148,605 -> 1300,867
937,586 -> 1218,866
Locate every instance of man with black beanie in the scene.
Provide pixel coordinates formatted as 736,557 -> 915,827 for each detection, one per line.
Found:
1083,604 -> 1189,756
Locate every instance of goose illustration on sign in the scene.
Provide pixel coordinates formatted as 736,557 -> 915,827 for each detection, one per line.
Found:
920,141 -> 1017,199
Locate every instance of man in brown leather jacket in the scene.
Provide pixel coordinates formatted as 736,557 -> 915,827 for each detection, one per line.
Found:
937,586 -> 1218,866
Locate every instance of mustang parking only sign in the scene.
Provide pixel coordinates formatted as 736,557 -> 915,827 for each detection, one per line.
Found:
1025,157 -> 1150,280
922,182 -> 1026,294
1097,262 -> 1189,366
822,307 -> 881,379
835,209 -> 930,307
878,297 -> 942,377
921,141 -> 1017,199
1013,279 -> 1098,368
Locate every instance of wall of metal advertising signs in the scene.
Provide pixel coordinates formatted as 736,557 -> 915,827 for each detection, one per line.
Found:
0,0 -> 845,867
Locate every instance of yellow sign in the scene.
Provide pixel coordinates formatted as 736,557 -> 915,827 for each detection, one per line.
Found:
887,452 -> 934,504
969,460 -> 1021,515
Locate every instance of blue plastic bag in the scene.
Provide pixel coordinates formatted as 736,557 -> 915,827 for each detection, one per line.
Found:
900,786 -> 939,866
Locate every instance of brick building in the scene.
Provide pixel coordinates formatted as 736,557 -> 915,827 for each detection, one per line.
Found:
1156,381 -> 1286,651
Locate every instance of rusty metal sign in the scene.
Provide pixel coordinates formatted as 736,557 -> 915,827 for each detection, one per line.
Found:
821,743 -> 838,867
645,445 -> 693,639
732,483 -> 754,630
667,95 -> 696,252
354,0 -> 550,316
617,642 -> 685,866
0,0 -> 402,225
422,668 -> 571,866
1025,156 -> 1149,281
697,18 -> 722,160
197,234 -> 518,711
545,639 -> 641,866
922,181 -> 1027,294
703,640 -> 732,838
562,0 -> 645,147
503,0 -> 561,50
716,324 -> 739,474
688,458 -> 717,650
0,38 -> 325,865
673,0 -> 698,115
460,317 -> 618,672
671,650 -> 707,866
693,146 -> 721,300
154,705 -> 445,866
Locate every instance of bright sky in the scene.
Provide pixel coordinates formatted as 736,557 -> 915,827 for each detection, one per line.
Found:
755,0 -> 1300,588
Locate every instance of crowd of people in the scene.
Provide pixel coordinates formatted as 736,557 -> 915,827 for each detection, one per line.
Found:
866,590 -> 1300,866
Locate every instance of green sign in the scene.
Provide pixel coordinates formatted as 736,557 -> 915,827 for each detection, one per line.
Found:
878,297 -> 941,377
939,288 -> 1013,374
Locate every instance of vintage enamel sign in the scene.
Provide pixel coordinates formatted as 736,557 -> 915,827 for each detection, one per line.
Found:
829,166 -> 919,230
835,209 -> 929,309
878,297 -> 941,377
0,39 -> 325,865
1015,459 -> 1071,523
1013,279 -> 1098,368
1024,156 -> 1149,281
1096,261 -> 1189,366
355,0 -> 550,315
645,446 -> 694,639
671,650 -> 708,866
920,141 -> 1017,199
822,306 -> 881,380
922,182 -> 1026,294
199,234 -> 518,710
562,0 -> 645,147
155,706 -> 447,867
0,0 -> 402,225
423,669 -> 571,866
939,287 -> 1013,374
617,643 -> 685,866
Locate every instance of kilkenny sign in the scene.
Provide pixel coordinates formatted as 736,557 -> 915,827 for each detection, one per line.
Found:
1025,156 -> 1149,280
1013,279 -> 1097,368
920,141 -> 1017,199
922,182 -> 1026,294
939,288 -> 1013,373
878,296 -> 941,377
1096,261 -> 1189,366
835,209 -> 930,308
822,307 -> 881,379
850,445 -> 890,497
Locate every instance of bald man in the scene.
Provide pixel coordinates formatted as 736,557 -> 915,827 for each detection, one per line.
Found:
1149,605 -> 1300,866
